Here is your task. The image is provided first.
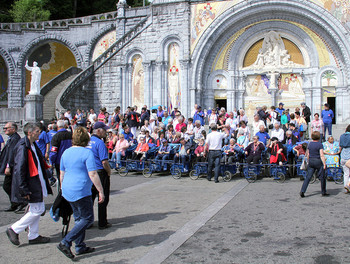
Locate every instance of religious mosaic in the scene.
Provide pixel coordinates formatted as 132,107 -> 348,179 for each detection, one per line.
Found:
167,43 -> 181,112
131,55 -> 144,111
92,31 -> 116,61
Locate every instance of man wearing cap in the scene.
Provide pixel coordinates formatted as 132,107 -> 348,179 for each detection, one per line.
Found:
193,105 -> 205,126
276,103 -> 285,116
205,124 -> 228,183
321,103 -> 334,139
86,121 -> 112,229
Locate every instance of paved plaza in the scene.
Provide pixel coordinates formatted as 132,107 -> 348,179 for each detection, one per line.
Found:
0,171 -> 348,264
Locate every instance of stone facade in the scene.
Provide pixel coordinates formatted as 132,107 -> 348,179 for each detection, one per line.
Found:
0,0 -> 349,124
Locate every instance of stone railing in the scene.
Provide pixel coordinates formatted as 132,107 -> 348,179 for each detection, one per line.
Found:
56,16 -> 152,115
0,11 -> 117,31
40,67 -> 82,96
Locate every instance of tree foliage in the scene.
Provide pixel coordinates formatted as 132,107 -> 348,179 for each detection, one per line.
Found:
10,0 -> 50,23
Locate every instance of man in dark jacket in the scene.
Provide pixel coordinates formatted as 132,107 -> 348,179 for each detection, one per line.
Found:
301,102 -> 311,139
6,123 -> 53,246
0,122 -> 22,212
49,119 -> 72,184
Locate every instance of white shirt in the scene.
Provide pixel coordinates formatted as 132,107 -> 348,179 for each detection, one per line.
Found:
206,131 -> 227,150
225,118 -> 237,130
271,128 -> 284,142
31,144 -> 47,197
88,113 -> 97,124
252,120 -> 265,136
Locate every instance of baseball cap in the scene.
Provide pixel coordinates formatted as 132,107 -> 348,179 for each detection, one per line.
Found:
93,121 -> 110,130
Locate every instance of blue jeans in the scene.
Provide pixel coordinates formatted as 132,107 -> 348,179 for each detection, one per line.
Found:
61,195 -> 94,253
208,150 -> 221,181
301,158 -> 326,194
155,154 -> 169,168
324,122 -> 332,138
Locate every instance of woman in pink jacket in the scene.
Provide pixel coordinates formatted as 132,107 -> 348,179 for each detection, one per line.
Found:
113,134 -> 129,169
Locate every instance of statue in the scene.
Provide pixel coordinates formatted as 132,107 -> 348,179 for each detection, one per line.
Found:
25,60 -> 41,95
249,31 -> 297,70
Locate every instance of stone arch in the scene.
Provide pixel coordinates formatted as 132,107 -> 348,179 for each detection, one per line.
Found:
125,48 -> 145,64
160,34 -> 184,62
191,0 -> 350,106
85,24 -> 116,63
229,22 -> 316,71
0,47 -> 15,75
18,35 -> 82,70
315,66 -> 344,88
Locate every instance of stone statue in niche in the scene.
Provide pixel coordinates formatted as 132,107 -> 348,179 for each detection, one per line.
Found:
25,60 -> 41,95
250,31 -> 296,69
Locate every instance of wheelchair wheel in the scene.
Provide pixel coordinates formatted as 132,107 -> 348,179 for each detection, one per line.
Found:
118,167 -> 128,177
223,171 -> 232,182
334,172 -> 343,184
246,172 -> 257,183
189,170 -> 199,180
142,168 -> 152,178
172,168 -> 182,179
275,172 -> 286,183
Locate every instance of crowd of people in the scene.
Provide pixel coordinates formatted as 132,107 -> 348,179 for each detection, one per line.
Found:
1,101 -> 350,257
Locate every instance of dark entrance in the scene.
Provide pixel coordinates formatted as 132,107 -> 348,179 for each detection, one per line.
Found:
327,97 -> 336,124
215,99 -> 227,111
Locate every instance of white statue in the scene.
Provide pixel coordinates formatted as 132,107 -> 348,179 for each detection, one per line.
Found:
25,60 -> 41,95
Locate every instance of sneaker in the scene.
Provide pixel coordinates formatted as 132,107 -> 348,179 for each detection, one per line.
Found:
14,204 -> 27,214
57,242 -> 75,259
6,227 -> 20,246
29,235 -> 50,244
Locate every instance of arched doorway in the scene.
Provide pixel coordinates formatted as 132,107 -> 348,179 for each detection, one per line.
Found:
25,41 -> 77,95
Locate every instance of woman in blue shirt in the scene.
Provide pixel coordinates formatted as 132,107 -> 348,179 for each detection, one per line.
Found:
300,131 -> 328,197
57,127 -> 104,259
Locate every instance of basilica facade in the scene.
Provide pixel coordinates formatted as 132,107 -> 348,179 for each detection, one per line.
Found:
0,0 -> 349,124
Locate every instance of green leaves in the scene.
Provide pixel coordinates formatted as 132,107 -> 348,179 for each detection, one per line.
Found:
10,0 -> 50,22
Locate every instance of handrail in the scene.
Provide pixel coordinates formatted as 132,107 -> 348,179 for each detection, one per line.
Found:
40,67 -> 82,96
56,16 -> 152,115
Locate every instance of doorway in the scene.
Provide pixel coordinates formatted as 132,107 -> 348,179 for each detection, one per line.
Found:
327,97 -> 336,124
215,99 -> 227,111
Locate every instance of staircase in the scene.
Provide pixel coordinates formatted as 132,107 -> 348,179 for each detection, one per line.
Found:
40,66 -> 82,122
43,74 -> 78,121
56,15 -> 152,115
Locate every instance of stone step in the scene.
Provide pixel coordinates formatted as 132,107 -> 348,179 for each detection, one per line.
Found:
42,74 -> 78,121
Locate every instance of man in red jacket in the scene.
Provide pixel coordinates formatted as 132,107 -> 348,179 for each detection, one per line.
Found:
6,123 -> 53,246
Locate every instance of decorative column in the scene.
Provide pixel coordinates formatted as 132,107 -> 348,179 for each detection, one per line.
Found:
163,61 -> 168,108
180,60 -> 189,117
25,94 -> 44,122
227,74 -> 236,111
270,88 -> 278,107
143,62 -> 152,107
154,62 -> 163,106
335,86 -> 349,123
311,87 -> 322,115
120,64 -> 129,111
116,0 -> 128,39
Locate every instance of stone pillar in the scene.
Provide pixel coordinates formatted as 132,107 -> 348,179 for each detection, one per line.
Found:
116,1 -> 128,39
163,62 -> 168,108
303,88 -> 312,112
335,86 -> 349,123
180,60 -> 189,117
120,64 -> 128,112
25,94 -> 44,122
154,62 -> 163,107
143,62 -> 152,107
270,88 -> 278,107
227,91 -> 235,112
237,90 -> 244,109
311,87 -> 322,115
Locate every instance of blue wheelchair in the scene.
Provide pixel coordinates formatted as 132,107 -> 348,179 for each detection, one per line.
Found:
326,166 -> 343,184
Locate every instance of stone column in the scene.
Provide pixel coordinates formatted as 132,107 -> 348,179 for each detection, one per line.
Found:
116,1 -> 128,39
154,62 -> 163,107
311,87 -> 322,115
270,88 -> 278,107
303,88 -> 312,111
25,94 -> 44,122
163,62 -> 168,108
143,62 -> 152,107
335,86 -> 349,123
120,64 -> 128,112
180,60 -> 189,117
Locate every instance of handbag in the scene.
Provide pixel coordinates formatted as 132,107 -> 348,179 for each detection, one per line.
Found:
300,157 -> 308,170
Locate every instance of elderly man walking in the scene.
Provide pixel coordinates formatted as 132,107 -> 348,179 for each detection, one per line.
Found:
0,122 -> 22,212
86,122 -> 112,229
6,123 -> 52,246
206,124 -> 227,183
